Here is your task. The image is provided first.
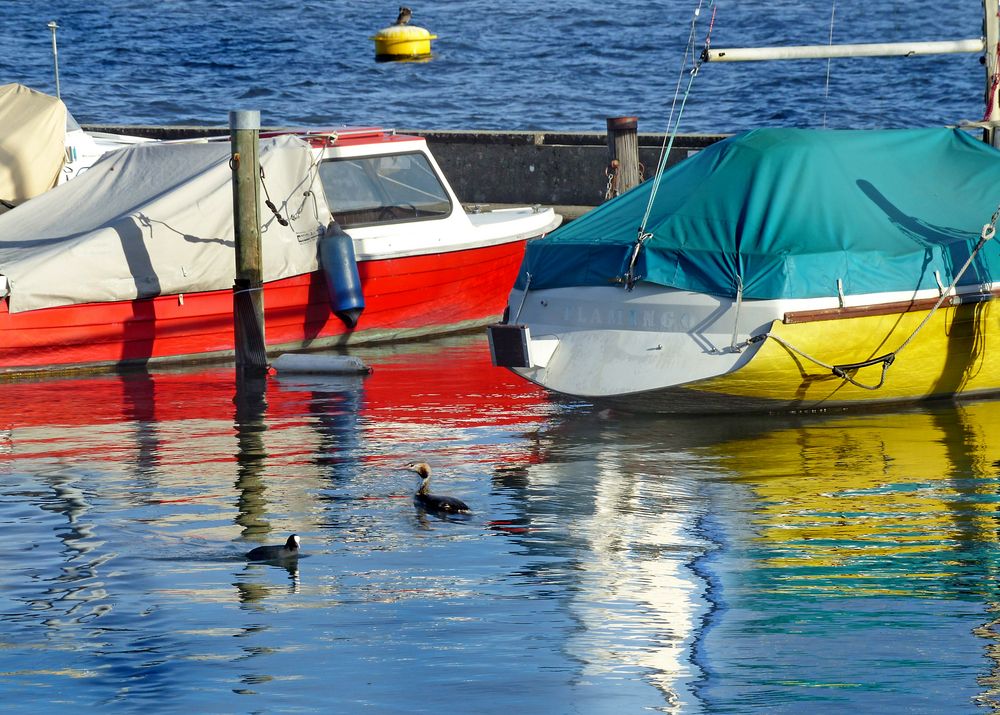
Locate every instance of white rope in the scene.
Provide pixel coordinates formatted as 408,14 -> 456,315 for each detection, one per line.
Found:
893,212 -> 997,355
729,275 -> 744,351
747,331 -> 835,371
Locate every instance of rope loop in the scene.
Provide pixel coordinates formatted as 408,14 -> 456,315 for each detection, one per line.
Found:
831,353 -> 895,391
746,331 -> 894,390
983,205 -> 1000,241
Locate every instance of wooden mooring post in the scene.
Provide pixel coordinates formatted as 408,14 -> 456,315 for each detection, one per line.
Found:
230,109 -> 268,374
605,116 -> 642,201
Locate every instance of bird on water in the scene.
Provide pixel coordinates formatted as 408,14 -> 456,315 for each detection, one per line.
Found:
406,462 -> 471,514
395,6 -> 412,25
246,534 -> 300,561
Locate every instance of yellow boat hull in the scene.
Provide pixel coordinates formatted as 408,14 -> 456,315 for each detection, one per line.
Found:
690,297 -> 1000,411
497,285 -> 1000,414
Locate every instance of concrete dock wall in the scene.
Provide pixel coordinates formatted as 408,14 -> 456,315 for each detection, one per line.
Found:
84,125 -> 727,217
413,130 -> 725,210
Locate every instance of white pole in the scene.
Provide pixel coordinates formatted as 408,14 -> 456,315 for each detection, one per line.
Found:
984,0 -> 1000,147
47,21 -> 60,99
704,38 -> 985,63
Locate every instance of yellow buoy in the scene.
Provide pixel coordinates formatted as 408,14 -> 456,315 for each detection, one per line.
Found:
370,23 -> 437,62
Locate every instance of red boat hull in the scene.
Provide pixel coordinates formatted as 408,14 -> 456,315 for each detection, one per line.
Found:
0,239 -> 526,374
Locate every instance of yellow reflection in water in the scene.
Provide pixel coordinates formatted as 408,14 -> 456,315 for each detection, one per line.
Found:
710,400 -> 1000,593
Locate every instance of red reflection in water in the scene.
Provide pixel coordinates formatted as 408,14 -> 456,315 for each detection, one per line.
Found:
0,338 -> 549,433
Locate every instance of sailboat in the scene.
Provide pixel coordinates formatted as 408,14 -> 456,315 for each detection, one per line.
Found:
488,0 -> 1000,414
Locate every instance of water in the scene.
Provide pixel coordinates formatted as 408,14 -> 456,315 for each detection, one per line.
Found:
3,2 -> 1000,711
1,333 -> 1000,712
0,1 -> 986,133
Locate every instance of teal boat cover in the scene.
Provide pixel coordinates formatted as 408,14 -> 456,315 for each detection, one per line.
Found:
516,128 -> 1000,299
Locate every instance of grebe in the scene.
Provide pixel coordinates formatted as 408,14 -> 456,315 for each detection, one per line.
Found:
406,462 -> 471,514
395,6 -> 412,25
246,534 -> 300,561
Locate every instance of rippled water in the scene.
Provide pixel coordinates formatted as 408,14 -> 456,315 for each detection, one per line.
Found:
1,2 -> 998,712
1,334 -> 999,712
0,1 -> 986,132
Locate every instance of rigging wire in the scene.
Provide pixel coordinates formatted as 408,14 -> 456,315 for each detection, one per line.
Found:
648,0 -> 704,193
625,0 -> 716,289
638,1 -> 715,237
822,1 -> 837,128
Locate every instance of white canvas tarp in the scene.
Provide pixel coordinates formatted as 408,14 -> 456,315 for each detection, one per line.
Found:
0,83 -> 67,205
0,134 -> 331,313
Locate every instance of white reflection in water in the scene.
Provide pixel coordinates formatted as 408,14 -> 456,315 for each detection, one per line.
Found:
559,453 -> 708,713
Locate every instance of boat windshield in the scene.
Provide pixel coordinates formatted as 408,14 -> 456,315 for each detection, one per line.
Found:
318,151 -> 452,228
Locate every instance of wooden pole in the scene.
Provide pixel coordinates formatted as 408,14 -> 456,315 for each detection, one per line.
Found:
605,116 -> 641,200
234,369 -> 270,541
230,110 -> 267,373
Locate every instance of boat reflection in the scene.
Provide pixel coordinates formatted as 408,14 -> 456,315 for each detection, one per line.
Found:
691,400 -> 1000,711
514,397 -> 1000,710
8,333 -> 1000,710
707,401 -> 1000,598
0,335 -> 553,595
487,413 -> 723,712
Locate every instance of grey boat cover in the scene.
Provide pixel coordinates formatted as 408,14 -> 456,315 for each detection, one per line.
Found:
0,135 -> 330,313
0,83 -> 67,205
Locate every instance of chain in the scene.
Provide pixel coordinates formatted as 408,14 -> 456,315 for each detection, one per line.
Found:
604,161 -> 619,201
984,204 -> 1000,241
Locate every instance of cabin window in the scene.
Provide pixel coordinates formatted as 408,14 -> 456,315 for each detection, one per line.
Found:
318,151 -> 453,228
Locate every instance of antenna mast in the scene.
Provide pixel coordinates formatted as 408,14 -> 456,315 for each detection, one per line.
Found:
47,21 -> 60,99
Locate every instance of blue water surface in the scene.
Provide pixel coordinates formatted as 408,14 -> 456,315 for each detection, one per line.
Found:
0,1 -> 986,133
2,2 -> 1000,712
0,336 -> 998,712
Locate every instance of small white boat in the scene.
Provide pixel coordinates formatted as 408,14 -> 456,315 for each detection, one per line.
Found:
489,0 -> 1000,414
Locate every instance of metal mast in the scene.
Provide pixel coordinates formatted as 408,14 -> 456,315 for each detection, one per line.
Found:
705,1 -> 1000,145
47,21 -> 60,98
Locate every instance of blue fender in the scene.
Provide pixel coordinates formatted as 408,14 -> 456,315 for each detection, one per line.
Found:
319,221 -> 365,328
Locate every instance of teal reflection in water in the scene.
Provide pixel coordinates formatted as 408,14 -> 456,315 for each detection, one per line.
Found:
0,336 -> 999,713
693,401 -> 1000,713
